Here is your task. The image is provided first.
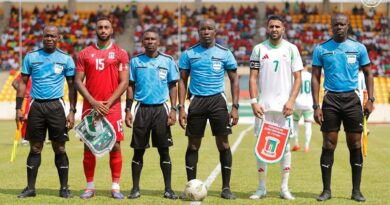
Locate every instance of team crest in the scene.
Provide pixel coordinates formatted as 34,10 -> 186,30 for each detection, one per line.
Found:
254,121 -> 290,164
108,52 -> 115,59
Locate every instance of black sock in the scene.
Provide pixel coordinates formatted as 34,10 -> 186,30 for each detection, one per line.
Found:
350,148 -> 363,192
320,148 -> 334,192
158,148 -> 172,190
219,148 -> 232,189
185,148 -> 198,181
132,149 -> 145,190
55,153 -> 69,189
27,153 -> 41,189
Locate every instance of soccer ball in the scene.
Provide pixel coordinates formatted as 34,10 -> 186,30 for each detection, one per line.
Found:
183,179 -> 208,201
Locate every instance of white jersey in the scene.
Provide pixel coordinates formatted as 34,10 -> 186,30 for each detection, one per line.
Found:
358,71 -> 366,104
294,70 -> 313,110
250,39 -> 303,112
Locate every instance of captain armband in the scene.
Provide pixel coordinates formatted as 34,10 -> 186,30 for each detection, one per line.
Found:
249,60 -> 260,70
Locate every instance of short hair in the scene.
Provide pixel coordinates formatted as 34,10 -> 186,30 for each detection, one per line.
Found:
142,28 -> 161,39
331,13 -> 349,23
96,16 -> 112,25
266,15 -> 285,26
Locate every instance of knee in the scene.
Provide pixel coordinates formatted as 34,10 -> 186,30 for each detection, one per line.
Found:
112,142 -> 121,151
216,141 -> 230,151
53,145 -> 66,155
30,143 -> 43,154
323,140 -> 336,150
187,141 -> 200,151
348,140 -> 361,150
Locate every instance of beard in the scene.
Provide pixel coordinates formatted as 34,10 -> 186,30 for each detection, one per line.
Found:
97,34 -> 110,42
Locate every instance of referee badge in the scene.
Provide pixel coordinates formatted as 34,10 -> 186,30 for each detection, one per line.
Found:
347,55 -> 357,64
54,63 -> 64,74
108,52 -> 115,59
212,61 -> 222,71
159,67 -> 168,80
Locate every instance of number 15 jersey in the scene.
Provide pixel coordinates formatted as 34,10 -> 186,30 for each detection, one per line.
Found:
76,43 -> 129,112
249,39 -> 303,112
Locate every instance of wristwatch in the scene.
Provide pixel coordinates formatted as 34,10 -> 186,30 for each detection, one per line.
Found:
367,97 -> 375,103
232,104 -> 240,109
171,106 -> 177,111
69,108 -> 77,113
177,104 -> 185,111
312,104 -> 320,110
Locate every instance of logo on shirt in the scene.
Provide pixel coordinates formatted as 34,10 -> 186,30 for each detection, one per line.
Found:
262,54 -> 269,60
212,61 -> 222,71
347,55 -> 357,64
159,67 -> 168,80
108,52 -> 115,59
54,64 -> 64,74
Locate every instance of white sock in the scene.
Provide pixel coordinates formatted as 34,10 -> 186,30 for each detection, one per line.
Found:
112,182 -> 120,190
293,120 -> 299,145
256,160 -> 267,190
280,146 -> 291,192
86,182 -> 95,190
304,122 -> 312,148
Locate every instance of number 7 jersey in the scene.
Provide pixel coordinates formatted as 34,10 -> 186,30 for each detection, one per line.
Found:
76,43 -> 129,110
249,39 -> 303,112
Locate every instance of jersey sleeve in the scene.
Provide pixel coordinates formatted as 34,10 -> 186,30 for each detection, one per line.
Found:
64,55 -> 76,77
249,45 -> 260,70
167,58 -> 179,83
358,43 -> 371,67
76,51 -> 85,73
178,50 -> 190,70
312,45 -> 323,67
21,54 -> 31,75
118,49 -> 129,72
291,45 -> 304,72
224,50 -> 237,70
129,58 -> 136,83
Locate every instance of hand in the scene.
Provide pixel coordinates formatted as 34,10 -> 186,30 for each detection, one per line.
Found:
15,109 -> 24,125
314,108 -> 324,126
364,100 -> 374,118
251,103 -> 264,118
91,100 -> 109,116
125,111 -> 133,128
167,110 -> 177,126
229,107 -> 239,126
283,100 -> 294,117
66,112 -> 75,129
179,109 -> 187,129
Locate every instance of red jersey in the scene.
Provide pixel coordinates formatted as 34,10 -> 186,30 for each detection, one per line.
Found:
76,43 -> 129,113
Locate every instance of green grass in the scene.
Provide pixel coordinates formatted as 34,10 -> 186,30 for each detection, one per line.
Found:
0,120 -> 389,204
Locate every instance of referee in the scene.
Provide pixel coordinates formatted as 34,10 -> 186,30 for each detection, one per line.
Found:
15,25 -> 77,198
125,29 -> 179,200
312,13 -> 374,202
178,19 -> 239,200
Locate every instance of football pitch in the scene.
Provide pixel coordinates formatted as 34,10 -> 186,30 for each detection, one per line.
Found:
0,120 -> 389,205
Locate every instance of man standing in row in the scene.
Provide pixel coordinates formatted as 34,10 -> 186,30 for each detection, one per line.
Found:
125,29 -> 179,200
178,19 -> 240,200
16,25 -> 77,198
312,13 -> 374,202
75,17 -> 129,199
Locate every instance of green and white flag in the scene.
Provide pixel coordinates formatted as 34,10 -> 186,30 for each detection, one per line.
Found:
75,110 -> 116,157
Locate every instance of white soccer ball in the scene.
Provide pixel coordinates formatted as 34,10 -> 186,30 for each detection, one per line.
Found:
183,179 -> 208,201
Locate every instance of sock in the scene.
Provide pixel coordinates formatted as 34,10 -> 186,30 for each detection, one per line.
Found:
55,153 -> 69,188
350,148 -> 363,192
158,148 -> 172,190
280,147 -> 291,192
83,150 -> 96,183
293,120 -> 299,145
219,148 -> 232,189
86,182 -> 94,190
112,182 -> 120,191
185,148 -> 198,181
109,150 -> 122,184
320,148 -> 334,191
256,160 -> 267,190
132,149 -> 145,190
27,153 -> 41,189
304,122 -> 312,148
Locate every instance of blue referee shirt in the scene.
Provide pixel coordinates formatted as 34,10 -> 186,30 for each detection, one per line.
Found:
179,43 -> 237,96
312,38 -> 370,92
21,48 -> 75,99
129,52 -> 179,104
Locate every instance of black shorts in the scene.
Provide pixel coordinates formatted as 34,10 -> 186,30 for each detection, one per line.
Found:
321,90 -> 363,133
26,99 -> 69,142
186,93 -> 232,138
131,103 -> 173,149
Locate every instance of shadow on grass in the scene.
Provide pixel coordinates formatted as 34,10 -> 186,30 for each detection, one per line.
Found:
205,190 -> 320,200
